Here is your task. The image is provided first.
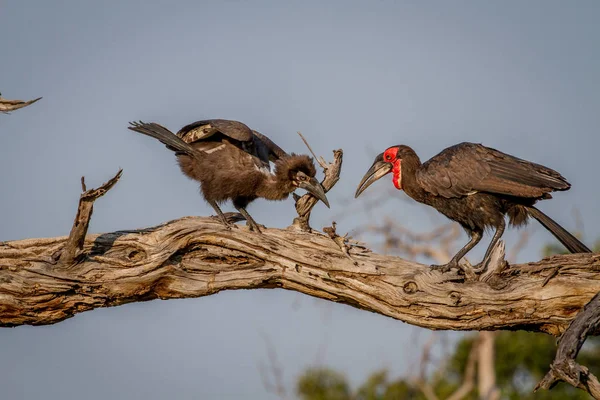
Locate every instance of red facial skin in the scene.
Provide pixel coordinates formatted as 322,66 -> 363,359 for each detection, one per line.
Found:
383,147 -> 402,190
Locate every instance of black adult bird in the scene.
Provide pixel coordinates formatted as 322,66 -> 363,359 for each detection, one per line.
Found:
128,119 -> 329,232
355,142 -> 591,271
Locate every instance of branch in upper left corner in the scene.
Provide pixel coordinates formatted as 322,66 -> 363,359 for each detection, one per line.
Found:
0,94 -> 42,113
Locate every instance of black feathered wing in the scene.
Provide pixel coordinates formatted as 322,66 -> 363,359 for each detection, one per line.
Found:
129,119 -> 275,175
252,130 -> 289,162
176,119 -> 275,173
415,142 -> 571,199
128,121 -> 198,155
177,119 -> 254,142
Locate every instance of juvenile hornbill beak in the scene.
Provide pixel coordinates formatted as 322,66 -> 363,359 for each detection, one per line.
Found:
355,153 -> 392,198
299,177 -> 330,208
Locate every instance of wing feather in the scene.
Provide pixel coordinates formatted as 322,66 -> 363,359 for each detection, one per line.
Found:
175,119 -> 292,176
177,119 -> 254,143
416,142 -> 570,198
252,130 -> 289,161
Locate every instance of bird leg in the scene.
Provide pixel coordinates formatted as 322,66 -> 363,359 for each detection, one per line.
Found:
475,218 -> 506,271
431,230 -> 483,273
235,206 -> 265,233
208,200 -> 236,230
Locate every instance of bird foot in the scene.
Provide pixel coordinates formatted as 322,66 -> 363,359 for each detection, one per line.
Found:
210,215 -> 239,231
222,221 -> 239,231
473,261 -> 488,273
247,221 -> 266,233
430,261 -> 458,273
211,212 -> 245,224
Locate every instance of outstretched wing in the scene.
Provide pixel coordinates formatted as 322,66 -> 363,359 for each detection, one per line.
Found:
415,142 -> 570,199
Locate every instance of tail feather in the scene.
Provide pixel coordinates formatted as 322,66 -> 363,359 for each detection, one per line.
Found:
527,206 -> 591,253
128,121 -> 196,155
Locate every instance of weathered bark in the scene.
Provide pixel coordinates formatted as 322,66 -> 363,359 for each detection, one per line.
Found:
1,215 -> 599,332
292,148 -> 342,232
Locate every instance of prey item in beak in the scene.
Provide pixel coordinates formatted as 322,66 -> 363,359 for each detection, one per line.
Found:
299,177 -> 330,208
355,153 -> 393,198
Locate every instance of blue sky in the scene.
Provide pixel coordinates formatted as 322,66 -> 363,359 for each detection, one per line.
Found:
1,1 -> 599,399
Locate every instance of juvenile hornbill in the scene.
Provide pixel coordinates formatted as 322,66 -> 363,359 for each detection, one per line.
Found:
128,119 -> 329,232
355,142 -> 591,272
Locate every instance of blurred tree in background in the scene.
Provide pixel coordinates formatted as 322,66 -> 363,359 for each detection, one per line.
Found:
296,331 -> 600,399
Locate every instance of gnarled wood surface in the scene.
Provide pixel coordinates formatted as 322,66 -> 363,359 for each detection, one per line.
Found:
1,215 -> 599,333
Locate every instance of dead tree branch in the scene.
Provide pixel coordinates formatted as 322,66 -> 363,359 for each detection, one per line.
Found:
0,215 -> 599,332
58,170 -> 123,266
1,169 -> 599,399
323,221 -> 357,265
297,131 -> 327,170
1,174 -> 600,398
291,147 -> 342,232
0,94 -> 42,113
534,291 -> 600,399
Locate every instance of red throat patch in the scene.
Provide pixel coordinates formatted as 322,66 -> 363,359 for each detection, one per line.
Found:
392,159 -> 402,190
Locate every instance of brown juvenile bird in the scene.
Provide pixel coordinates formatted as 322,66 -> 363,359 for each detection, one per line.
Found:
128,119 -> 329,232
355,142 -> 591,271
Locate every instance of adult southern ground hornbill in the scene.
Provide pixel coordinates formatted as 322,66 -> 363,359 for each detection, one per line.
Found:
355,142 -> 591,271
128,119 -> 329,232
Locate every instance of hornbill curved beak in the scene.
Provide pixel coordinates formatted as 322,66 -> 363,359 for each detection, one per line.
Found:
355,153 -> 392,198
299,177 -> 330,208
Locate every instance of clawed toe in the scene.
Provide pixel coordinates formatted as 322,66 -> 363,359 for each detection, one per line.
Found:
473,258 -> 489,272
212,217 -> 238,231
222,222 -> 238,231
247,223 -> 264,233
245,219 -> 266,233
431,262 -> 457,273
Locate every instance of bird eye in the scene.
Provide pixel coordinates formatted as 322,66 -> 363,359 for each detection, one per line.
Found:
385,154 -> 392,161
298,175 -> 307,181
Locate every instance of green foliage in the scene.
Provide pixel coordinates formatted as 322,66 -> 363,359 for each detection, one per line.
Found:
297,367 -> 427,400
297,368 -> 352,400
297,332 -> 598,399
354,370 -> 422,400
447,332 -> 594,400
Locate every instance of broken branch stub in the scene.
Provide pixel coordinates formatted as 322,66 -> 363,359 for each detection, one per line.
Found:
291,149 -> 343,232
58,169 -> 123,266
323,221 -> 357,265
